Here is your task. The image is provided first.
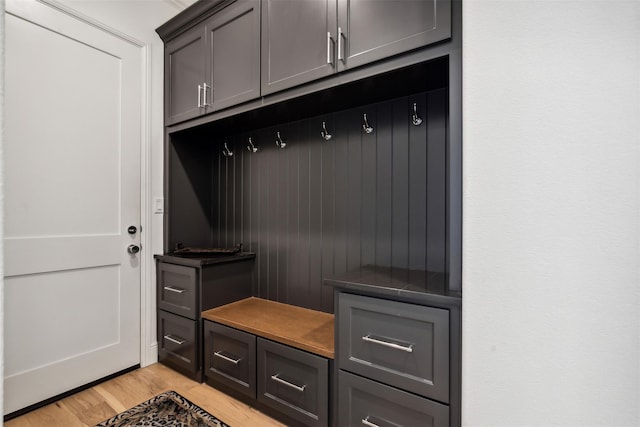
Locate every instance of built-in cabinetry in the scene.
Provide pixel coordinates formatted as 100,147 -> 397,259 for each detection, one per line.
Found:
202,298 -> 334,427
155,254 -> 254,381
261,0 -> 451,95
158,0 -> 452,125
156,0 -> 462,425
164,0 -> 260,125
326,267 -> 462,427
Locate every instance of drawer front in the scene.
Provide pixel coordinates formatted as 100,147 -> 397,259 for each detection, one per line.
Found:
338,292 -> 449,402
339,370 -> 449,427
257,338 -> 328,427
158,310 -> 198,373
204,321 -> 256,399
158,262 -> 198,319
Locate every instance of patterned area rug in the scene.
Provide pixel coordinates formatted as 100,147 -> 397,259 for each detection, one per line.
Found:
94,390 -> 229,427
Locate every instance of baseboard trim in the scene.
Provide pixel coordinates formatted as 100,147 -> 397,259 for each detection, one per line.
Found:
3,364 -> 140,422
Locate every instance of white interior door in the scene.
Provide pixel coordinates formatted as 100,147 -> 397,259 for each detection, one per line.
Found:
3,0 -> 143,414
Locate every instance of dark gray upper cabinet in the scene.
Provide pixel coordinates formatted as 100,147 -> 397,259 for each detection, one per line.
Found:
261,0 -> 338,96
261,0 -> 451,96
164,0 -> 260,125
204,0 -> 261,112
165,25 -> 206,125
336,0 -> 451,71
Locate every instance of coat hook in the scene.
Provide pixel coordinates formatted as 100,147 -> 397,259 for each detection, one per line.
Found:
321,121 -> 332,141
412,102 -> 423,126
246,137 -> 259,153
275,131 -> 286,148
362,113 -> 374,134
222,142 -> 234,157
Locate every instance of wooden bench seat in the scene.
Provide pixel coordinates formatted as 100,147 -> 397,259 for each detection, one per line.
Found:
201,297 -> 334,359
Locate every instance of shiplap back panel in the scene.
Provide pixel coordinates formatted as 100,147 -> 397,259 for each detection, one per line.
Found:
203,89 -> 447,313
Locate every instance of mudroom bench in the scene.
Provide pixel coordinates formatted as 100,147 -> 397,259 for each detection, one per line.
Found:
201,297 -> 334,427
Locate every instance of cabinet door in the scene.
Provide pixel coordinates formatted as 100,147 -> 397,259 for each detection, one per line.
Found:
339,370 -> 449,427
257,338 -> 329,427
336,0 -> 451,72
204,0 -> 261,112
165,25 -> 206,125
261,0 -> 337,95
204,321 -> 256,400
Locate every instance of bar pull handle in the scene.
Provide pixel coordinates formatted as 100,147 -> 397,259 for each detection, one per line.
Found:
362,416 -> 403,427
214,351 -> 242,365
197,84 -> 202,108
202,83 -> 211,107
362,335 -> 414,353
270,373 -> 306,392
338,26 -> 345,63
362,418 -> 381,427
327,32 -> 334,65
163,286 -> 186,294
163,335 -> 185,345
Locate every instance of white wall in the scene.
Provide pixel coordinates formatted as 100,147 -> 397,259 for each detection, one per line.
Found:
462,1 -> 640,426
1,0 -> 5,424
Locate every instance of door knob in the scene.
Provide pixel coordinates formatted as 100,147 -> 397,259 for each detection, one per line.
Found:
127,244 -> 140,254
128,225 -> 137,234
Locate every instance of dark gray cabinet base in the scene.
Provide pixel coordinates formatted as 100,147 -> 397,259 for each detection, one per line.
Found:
155,255 -> 254,381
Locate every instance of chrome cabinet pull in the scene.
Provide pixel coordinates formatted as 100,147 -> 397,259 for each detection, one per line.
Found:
214,351 -> 242,364
163,335 -> 185,345
197,84 -> 202,107
163,286 -> 186,294
203,83 -> 211,107
362,418 -> 381,427
338,26 -> 345,63
270,373 -> 306,392
362,416 -> 403,427
361,335 -> 414,353
327,32 -> 334,65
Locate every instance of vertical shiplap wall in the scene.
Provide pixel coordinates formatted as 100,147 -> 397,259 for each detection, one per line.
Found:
212,90 -> 448,312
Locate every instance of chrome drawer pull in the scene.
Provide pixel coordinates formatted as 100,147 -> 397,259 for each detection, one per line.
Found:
362,335 -> 414,353
362,416 -> 403,427
214,351 -> 241,365
163,286 -> 186,294
270,373 -> 306,392
163,335 -> 185,345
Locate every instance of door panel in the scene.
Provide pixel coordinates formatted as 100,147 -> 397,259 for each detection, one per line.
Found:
337,0 -> 451,71
166,25 -> 205,125
261,0 -> 337,95
4,0 -> 142,415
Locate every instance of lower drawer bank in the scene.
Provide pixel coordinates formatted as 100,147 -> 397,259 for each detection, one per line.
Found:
202,298 -> 334,427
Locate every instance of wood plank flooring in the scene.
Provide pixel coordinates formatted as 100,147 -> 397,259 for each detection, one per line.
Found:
5,363 -> 285,427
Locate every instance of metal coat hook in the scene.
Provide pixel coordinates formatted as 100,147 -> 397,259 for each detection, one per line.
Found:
275,131 -> 286,148
222,142 -> 234,157
321,121 -> 332,141
412,102 -> 423,126
246,137 -> 259,153
362,113 -> 374,134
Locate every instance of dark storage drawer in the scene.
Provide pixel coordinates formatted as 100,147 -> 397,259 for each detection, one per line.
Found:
257,338 -> 328,427
204,321 -> 256,400
339,370 -> 449,427
158,262 -> 198,319
158,310 -> 198,374
338,292 -> 449,403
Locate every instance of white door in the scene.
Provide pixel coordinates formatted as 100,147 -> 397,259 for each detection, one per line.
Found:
4,0 -> 143,414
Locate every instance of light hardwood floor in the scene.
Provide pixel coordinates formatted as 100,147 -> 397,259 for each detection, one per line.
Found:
5,363 -> 285,427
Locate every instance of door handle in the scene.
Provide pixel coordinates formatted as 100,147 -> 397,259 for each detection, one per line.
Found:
127,244 -> 140,254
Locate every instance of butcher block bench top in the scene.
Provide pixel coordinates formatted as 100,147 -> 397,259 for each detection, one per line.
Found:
202,297 -> 334,359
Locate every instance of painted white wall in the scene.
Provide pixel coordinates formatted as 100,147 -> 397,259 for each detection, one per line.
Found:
1,0 -> 5,424
462,1 -> 640,426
